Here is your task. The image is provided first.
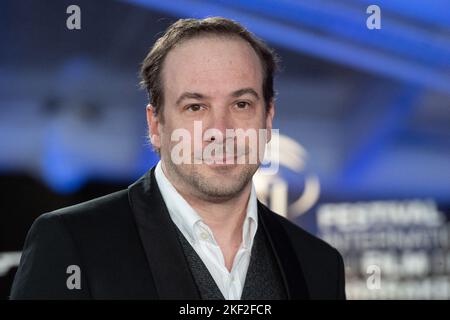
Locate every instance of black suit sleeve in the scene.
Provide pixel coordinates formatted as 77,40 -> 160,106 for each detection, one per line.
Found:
9,213 -> 91,299
335,249 -> 346,300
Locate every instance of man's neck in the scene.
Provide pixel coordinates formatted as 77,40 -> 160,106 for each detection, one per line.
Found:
160,161 -> 252,263
179,180 -> 252,272
182,182 -> 251,240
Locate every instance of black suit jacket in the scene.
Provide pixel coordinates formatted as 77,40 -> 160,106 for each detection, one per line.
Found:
10,167 -> 346,300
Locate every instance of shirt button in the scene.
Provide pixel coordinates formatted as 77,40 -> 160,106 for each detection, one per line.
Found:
200,232 -> 209,240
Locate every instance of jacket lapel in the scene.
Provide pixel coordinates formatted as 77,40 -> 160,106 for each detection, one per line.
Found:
258,201 -> 310,300
127,167 -> 200,299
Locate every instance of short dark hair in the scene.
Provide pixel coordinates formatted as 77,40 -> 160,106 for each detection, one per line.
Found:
140,17 -> 279,121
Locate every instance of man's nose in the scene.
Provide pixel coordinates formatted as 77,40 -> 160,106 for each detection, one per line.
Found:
204,107 -> 233,142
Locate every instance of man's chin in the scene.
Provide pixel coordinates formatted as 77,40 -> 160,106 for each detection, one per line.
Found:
196,179 -> 248,200
196,164 -> 256,194
168,160 -> 257,197
203,161 -> 240,171
201,162 -> 257,178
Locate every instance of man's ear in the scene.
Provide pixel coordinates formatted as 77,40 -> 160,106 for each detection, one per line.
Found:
265,100 -> 275,143
146,104 -> 161,149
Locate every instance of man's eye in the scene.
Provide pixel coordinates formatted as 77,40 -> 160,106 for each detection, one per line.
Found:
235,101 -> 250,109
186,104 -> 203,112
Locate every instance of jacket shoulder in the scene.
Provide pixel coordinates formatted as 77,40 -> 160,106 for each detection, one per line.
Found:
50,189 -> 129,221
45,188 -> 139,259
11,189 -> 155,299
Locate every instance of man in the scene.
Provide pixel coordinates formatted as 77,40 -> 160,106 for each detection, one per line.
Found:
10,17 -> 345,300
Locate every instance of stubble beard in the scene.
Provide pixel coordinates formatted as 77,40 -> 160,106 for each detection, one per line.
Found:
163,151 -> 258,202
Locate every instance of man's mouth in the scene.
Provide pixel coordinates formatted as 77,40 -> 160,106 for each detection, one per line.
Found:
196,151 -> 247,164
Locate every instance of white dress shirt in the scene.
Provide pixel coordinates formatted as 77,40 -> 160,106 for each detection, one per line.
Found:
154,161 -> 258,300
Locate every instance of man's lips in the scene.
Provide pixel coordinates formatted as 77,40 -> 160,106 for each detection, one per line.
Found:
195,152 -> 247,163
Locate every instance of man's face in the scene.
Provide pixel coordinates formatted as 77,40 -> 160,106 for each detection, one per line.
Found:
147,35 -> 274,201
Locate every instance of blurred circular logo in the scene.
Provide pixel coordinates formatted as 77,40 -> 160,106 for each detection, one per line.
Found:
254,133 -> 320,219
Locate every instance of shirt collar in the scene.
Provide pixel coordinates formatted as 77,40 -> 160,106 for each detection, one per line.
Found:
243,183 -> 258,249
154,161 -> 258,247
154,161 -> 201,244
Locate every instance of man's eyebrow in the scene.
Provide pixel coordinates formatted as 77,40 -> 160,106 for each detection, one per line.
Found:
175,88 -> 260,106
231,88 -> 260,99
175,92 -> 210,106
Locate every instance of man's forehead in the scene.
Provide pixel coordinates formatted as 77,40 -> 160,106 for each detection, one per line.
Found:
162,36 -> 263,97
169,34 -> 257,57
165,37 -> 261,73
